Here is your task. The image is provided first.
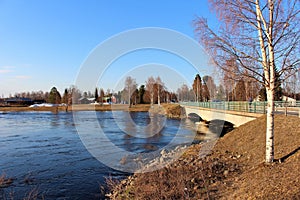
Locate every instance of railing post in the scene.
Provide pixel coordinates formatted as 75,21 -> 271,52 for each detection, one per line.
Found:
285,104 -> 287,116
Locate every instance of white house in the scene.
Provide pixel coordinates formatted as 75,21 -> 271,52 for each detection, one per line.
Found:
282,95 -> 296,106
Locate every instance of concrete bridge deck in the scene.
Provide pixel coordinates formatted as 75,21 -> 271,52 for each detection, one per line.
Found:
182,105 -> 263,127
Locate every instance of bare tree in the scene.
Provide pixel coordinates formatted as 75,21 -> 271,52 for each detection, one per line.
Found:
124,76 -> 137,108
155,76 -> 165,106
146,76 -> 156,107
99,88 -> 105,103
69,85 -> 82,104
283,69 -> 299,99
194,0 -> 300,163
203,75 -> 217,100
223,58 -> 240,101
235,79 -> 247,101
177,84 -> 190,102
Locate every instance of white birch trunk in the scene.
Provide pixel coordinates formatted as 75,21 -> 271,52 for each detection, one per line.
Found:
265,87 -> 275,162
256,0 -> 275,163
265,0 -> 275,163
196,81 -> 199,102
128,87 -> 131,108
150,91 -> 154,107
157,84 -> 161,106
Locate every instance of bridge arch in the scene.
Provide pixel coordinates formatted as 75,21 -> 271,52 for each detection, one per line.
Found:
187,113 -> 203,122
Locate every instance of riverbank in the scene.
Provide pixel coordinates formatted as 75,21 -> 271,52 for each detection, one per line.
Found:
0,104 -> 152,112
106,115 -> 300,199
0,104 -> 186,118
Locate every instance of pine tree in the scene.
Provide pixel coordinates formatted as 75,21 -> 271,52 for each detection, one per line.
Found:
95,88 -> 99,102
48,87 -> 61,104
192,74 -> 202,102
202,82 -> 210,102
138,85 -> 145,104
62,89 -> 68,104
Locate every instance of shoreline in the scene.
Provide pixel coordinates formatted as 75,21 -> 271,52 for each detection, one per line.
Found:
0,104 -> 152,113
0,104 -> 185,119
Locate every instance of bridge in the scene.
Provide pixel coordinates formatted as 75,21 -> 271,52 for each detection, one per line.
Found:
180,101 -> 300,127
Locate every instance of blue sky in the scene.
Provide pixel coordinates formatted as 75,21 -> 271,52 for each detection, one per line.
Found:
0,1 -> 218,97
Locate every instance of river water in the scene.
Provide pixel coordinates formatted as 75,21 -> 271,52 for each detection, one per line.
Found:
0,111 -> 197,199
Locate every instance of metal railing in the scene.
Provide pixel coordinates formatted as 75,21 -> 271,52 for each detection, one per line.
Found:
180,101 -> 300,114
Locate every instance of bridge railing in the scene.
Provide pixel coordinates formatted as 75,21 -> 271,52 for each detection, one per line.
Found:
180,101 -> 300,114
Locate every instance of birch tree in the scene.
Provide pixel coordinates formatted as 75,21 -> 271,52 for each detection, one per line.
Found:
194,0 -> 300,163
155,76 -> 165,106
146,76 -> 156,107
124,76 -> 137,108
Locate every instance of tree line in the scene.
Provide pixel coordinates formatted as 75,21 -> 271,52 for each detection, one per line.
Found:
8,69 -> 299,106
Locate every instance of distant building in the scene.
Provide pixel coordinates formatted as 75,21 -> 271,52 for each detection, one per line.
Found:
282,96 -> 296,106
5,97 -> 33,106
33,99 -> 46,104
111,95 -> 117,104
254,95 -> 297,107
102,96 -> 111,103
78,97 -> 95,104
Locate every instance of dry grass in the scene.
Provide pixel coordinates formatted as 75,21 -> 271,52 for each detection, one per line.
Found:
0,174 -> 14,200
108,115 -> 300,199
0,174 -> 43,200
161,103 -> 186,118
215,115 -> 300,199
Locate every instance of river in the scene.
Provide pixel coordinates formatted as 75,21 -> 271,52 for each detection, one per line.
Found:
0,111 -> 197,199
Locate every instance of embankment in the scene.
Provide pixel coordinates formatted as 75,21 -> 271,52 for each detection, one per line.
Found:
0,104 -> 184,115
107,115 -> 300,199
149,104 -> 186,119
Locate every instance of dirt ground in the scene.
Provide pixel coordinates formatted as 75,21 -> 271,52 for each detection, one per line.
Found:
107,115 -> 300,199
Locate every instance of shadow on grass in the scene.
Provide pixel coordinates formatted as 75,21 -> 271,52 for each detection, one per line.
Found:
277,146 -> 300,163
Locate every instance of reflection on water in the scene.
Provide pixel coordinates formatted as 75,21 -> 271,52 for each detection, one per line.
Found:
0,111 -> 197,199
